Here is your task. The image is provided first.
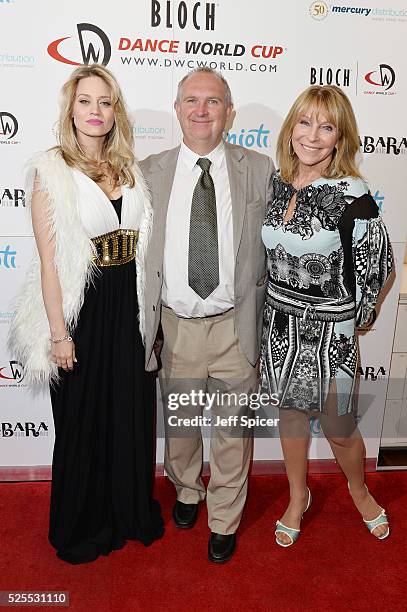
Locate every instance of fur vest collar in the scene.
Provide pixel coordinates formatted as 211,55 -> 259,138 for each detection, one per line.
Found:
8,149 -> 153,385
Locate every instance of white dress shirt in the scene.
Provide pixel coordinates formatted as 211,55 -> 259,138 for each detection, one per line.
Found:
162,140 -> 234,317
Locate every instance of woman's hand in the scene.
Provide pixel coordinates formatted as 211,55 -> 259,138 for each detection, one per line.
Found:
32,176 -> 74,372
51,338 -> 77,371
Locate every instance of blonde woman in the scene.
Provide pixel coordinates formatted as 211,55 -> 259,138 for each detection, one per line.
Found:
9,64 -> 164,563
260,85 -> 393,546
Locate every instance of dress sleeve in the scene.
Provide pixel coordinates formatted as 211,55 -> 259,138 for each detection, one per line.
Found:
353,214 -> 393,326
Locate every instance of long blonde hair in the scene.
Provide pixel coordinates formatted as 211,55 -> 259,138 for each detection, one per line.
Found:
56,64 -> 135,187
277,85 -> 363,183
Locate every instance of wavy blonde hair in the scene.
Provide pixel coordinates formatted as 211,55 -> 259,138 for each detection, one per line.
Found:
56,64 -> 135,187
277,85 -> 363,183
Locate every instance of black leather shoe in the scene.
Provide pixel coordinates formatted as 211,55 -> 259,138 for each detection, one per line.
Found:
172,500 -> 199,529
208,532 -> 236,563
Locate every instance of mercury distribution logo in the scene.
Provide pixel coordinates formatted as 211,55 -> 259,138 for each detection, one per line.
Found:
47,23 -> 111,66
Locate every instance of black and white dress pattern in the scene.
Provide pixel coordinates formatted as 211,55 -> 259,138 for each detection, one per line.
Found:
260,172 -> 393,414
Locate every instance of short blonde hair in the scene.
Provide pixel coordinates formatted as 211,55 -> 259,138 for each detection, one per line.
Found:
56,64 -> 135,187
277,85 -> 363,183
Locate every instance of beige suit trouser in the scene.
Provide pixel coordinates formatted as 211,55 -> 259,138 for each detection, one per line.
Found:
159,306 -> 258,535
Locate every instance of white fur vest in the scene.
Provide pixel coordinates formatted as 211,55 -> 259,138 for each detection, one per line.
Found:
8,149 -> 153,385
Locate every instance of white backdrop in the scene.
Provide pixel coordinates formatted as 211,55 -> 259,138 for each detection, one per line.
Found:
1,0 -> 406,475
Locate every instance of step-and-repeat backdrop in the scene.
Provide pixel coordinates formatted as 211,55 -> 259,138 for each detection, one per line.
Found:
1,0 -> 407,475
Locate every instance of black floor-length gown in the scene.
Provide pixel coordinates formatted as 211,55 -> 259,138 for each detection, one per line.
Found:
49,197 -> 164,564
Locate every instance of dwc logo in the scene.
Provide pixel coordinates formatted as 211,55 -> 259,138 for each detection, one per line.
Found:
364,64 -> 396,96
48,23 -> 111,66
0,112 -> 18,141
365,64 -> 395,91
0,422 -> 49,437
0,360 -> 24,384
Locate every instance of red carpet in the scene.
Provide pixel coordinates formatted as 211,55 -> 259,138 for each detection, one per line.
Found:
0,473 -> 406,612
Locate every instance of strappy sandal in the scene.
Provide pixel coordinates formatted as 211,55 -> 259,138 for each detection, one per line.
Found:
275,488 -> 312,547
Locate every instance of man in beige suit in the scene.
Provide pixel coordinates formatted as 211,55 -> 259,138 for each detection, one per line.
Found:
140,67 -> 274,563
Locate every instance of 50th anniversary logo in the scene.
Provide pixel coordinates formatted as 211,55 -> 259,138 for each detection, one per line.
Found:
47,5 -> 286,74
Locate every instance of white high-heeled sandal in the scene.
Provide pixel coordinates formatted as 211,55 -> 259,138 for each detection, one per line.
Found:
348,482 -> 389,540
275,488 -> 312,547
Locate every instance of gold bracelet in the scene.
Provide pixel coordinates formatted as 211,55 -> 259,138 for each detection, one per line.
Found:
50,335 -> 73,343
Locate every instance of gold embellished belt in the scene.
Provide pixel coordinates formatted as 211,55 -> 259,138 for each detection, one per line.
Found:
91,228 -> 139,267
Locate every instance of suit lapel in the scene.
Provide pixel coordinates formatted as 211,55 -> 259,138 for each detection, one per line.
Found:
225,143 -> 248,258
150,146 -> 180,268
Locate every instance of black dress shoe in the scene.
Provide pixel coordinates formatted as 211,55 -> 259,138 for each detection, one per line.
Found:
208,532 -> 236,563
172,500 -> 199,529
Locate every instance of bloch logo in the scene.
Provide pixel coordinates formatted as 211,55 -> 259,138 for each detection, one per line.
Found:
0,245 -> 17,268
1,422 -> 48,437
151,0 -> 216,30
0,188 -> 25,207
47,23 -> 111,66
227,124 -> 272,149
0,112 -> 19,143
364,64 -> 396,95
0,360 -> 24,384
310,66 -> 351,87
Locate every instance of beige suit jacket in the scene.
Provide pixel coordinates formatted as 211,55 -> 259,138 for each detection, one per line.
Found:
140,141 -> 274,371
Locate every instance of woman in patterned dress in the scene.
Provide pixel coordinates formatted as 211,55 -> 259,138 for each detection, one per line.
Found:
260,85 -> 393,546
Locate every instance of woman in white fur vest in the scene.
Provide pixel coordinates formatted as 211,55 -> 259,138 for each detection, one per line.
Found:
9,64 -> 164,563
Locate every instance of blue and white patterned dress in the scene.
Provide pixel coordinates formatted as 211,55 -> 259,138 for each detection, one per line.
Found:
260,172 -> 393,415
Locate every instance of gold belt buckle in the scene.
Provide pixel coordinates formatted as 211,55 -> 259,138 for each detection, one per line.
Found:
91,228 -> 139,267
